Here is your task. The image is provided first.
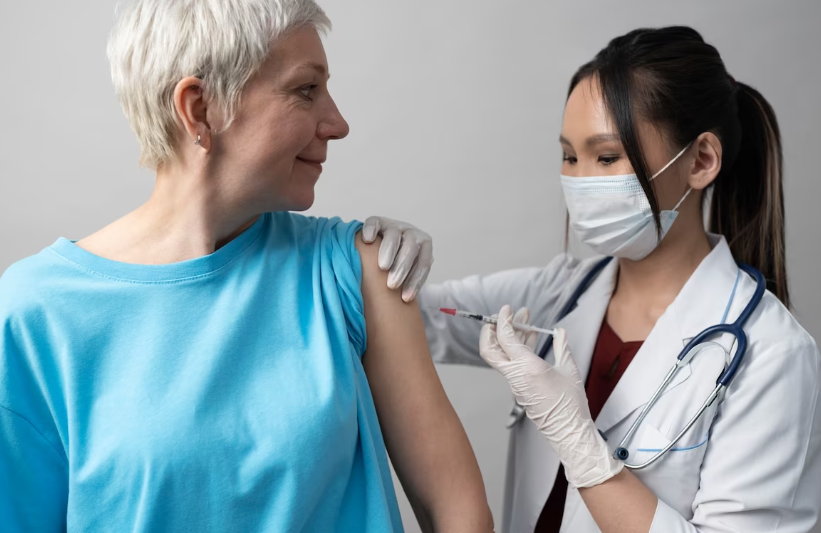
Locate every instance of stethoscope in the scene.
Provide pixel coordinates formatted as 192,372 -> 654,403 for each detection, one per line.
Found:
506,256 -> 767,470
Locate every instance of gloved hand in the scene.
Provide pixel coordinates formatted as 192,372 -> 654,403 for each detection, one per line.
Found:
361,216 -> 433,302
479,305 -> 624,488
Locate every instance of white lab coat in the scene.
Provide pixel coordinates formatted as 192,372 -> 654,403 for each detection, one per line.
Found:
420,235 -> 821,533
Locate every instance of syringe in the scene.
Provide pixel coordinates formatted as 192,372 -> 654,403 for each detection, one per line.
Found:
439,308 -> 555,336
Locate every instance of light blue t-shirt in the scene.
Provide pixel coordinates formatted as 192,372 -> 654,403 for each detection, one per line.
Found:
0,212 -> 404,532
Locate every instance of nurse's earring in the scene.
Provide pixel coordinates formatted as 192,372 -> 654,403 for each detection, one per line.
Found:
194,134 -> 202,146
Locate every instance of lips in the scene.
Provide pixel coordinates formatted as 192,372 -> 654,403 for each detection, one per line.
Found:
296,156 -> 325,170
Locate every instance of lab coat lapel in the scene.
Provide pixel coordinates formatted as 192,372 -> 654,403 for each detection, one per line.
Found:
594,306 -> 682,434
595,235 -> 741,434
670,236 -> 741,347
553,259 -> 618,383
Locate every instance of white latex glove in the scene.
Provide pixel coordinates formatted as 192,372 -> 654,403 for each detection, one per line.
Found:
361,216 -> 433,302
479,305 -> 624,488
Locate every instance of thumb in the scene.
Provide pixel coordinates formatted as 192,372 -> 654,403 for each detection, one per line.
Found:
479,323 -> 510,369
512,306 -> 530,325
496,305 -> 528,351
512,306 -> 539,351
496,305 -> 544,368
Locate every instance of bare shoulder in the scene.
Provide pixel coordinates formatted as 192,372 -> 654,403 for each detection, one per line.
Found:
354,231 -> 382,282
355,233 -> 410,308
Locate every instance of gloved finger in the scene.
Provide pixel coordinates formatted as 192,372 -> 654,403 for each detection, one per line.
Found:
400,240 -> 433,303
479,323 -> 511,368
378,227 -> 401,271
361,216 -> 383,243
524,330 -> 539,352
512,306 -> 539,351
552,328 -> 583,383
495,305 -> 536,360
512,306 -> 529,325
387,237 -> 420,289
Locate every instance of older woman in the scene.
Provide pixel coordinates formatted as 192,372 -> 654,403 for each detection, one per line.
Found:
0,1 -> 492,532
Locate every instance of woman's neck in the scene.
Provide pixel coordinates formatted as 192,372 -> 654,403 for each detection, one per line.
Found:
76,161 -> 259,264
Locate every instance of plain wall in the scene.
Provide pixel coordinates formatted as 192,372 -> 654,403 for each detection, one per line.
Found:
1,1 -> 819,532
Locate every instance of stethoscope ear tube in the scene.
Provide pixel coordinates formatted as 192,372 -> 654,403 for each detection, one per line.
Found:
717,331 -> 747,386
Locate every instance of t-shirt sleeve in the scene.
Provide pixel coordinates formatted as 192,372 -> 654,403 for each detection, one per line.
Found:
321,218 -> 366,357
0,299 -> 68,532
0,406 -> 68,532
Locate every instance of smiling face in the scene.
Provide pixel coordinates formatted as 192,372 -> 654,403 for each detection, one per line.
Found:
211,26 -> 349,212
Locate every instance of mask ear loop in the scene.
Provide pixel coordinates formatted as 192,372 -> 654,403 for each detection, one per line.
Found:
649,141 -> 695,212
671,186 -> 693,212
649,142 -> 693,181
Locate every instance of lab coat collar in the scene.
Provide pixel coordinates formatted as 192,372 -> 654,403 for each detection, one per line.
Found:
670,234 -> 741,342
595,234 -> 740,434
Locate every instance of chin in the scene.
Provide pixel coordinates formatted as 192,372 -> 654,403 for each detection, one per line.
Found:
287,190 -> 316,212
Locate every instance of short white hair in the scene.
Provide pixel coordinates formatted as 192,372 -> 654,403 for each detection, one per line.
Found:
107,0 -> 330,168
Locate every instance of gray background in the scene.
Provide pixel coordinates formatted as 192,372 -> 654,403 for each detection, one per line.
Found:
1,1 -> 819,531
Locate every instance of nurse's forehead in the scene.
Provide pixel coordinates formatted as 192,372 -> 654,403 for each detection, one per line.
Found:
565,78 -> 608,112
561,81 -> 618,143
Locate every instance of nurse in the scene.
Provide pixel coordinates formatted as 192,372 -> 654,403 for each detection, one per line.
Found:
366,26 -> 821,532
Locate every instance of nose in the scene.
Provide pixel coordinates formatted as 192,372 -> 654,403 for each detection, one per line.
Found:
318,95 -> 349,141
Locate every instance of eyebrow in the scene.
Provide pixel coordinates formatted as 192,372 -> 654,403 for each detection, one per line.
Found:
290,62 -> 329,78
559,133 -> 622,148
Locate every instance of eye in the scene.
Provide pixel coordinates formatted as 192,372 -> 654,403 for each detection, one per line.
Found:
598,155 -> 620,165
298,84 -> 318,100
562,153 -> 577,164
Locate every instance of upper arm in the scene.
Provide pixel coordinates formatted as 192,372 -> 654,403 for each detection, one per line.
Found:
356,234 -> 463,457
355,236 -> 490,526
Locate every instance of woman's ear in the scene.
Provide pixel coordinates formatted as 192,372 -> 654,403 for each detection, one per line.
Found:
173,76 -> 212,152
688,131 -> 723,190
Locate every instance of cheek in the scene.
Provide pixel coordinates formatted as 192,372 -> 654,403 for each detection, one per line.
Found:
265,118 -> 317,160
219,109 -> 319,178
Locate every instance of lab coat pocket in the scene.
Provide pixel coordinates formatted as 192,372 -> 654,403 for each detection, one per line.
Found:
630,423 -> 675,460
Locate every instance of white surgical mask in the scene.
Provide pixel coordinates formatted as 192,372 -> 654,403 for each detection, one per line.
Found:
560,144 -> 692,261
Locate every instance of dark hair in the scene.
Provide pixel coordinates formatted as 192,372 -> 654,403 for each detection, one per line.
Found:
569,26 -> 789,307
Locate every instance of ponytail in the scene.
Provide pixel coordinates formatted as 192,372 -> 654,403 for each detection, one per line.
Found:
709,82 -> 789,307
